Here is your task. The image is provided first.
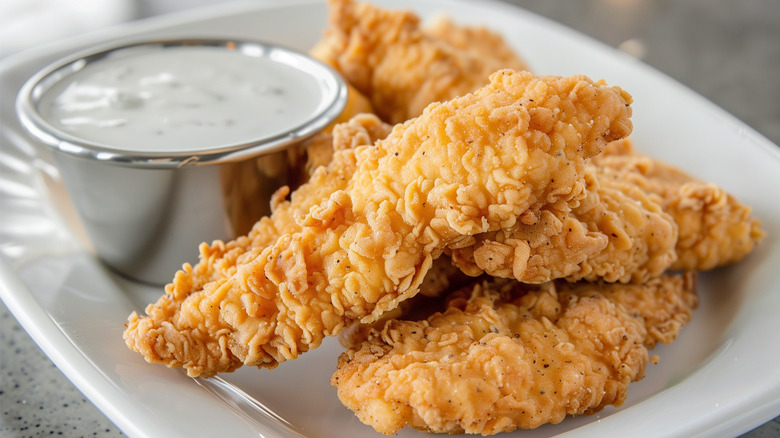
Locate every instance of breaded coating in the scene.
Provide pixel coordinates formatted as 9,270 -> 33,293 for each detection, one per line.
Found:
423,15 -> 525,70
339,255 -> 469,350
310,0 -> 529,123
449,165 -> 678,284
138,114 -> 391,327
338,290 -> 450,351
124,71 -> 632,377
593,140 -> 764,270
331,273 -> 697,435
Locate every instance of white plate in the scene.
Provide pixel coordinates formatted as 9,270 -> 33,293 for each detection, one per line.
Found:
1,1 -> 779,437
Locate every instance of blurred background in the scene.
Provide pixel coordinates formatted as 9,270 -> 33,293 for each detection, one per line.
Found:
1,0 -> 778,437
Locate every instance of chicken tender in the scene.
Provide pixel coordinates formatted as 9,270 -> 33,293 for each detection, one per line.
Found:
449,164 -> 678,284
594,140 -> 764,270
150,114 -> 391,323
310,0 -> 529,123
331,273 -> 697,435
124,70 -> 633,377
423,15 -> 525,70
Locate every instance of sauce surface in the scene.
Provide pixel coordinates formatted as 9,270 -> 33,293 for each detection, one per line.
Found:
37,46 -> 325,152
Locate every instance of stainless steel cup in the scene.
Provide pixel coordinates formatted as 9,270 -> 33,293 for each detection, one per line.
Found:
16,38 -> 347,284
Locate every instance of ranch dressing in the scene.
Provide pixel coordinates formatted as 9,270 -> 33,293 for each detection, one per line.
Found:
36,46 -> 325,152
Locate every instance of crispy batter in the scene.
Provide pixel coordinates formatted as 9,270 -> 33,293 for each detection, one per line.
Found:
124,71 -> 633,377
423,15 -> 525,70
164,113 -> 391,299
310,0 -> 529,123
338,289 -> 451,351
339,255 -> 469,350
594,140 -> 765,270
126,114 -> 390,377
449,164 -> 678,284
331,273 -> 697,435
151,0 -> 532,315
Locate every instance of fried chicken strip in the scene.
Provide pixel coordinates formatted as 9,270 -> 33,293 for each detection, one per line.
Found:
310,0 -> 529,123
423,15 -> 525,69
125,70 -> 633,377
331,273 -> 697,435
165,0 -> 533,303
593,139 -> 764,270
449,164 -> 679,284
157,114 -> 392,317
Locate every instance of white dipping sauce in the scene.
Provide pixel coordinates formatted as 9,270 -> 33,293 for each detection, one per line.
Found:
37,46 -> 324,152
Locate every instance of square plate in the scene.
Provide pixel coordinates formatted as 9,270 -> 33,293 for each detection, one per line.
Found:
1,1 -> 779,437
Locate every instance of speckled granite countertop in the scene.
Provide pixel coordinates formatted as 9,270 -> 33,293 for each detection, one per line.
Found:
1,1 -> 779,437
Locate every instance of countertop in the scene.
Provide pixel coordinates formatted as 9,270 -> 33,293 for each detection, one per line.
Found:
1,0 -> 779,437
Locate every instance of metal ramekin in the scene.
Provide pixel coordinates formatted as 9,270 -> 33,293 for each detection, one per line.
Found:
16,38 -> 347,285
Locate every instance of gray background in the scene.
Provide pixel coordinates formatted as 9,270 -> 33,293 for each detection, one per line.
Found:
1,0 -> 779,436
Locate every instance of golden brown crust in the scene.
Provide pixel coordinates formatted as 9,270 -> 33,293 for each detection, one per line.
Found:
331,273 -> 697,435
311,0 -> 529,123
338,255 -> 469,350
593,140 -> 765,270
450,165 -> 678,284
161,113 -> 391,302
124,71 -> 632,377
422,15 -> 526,70
124,114 -> 390,376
